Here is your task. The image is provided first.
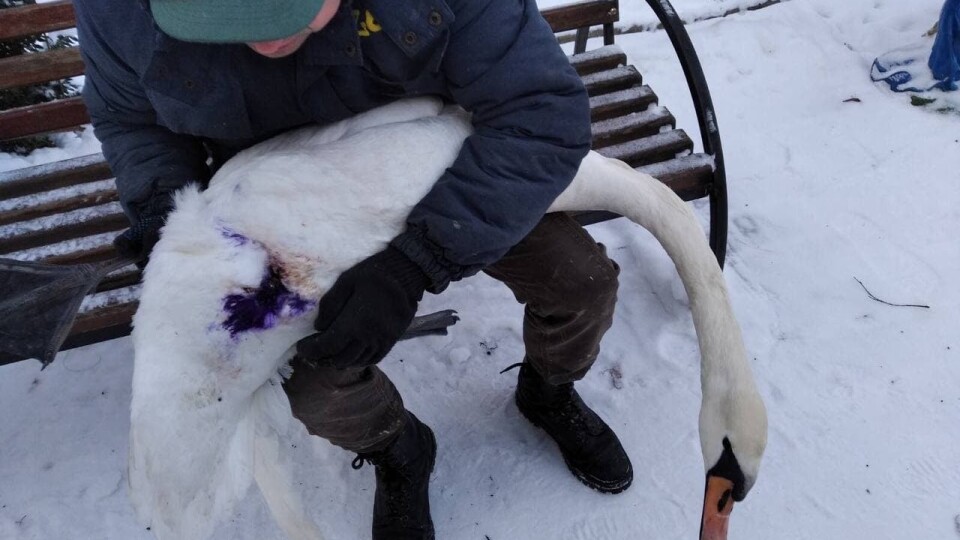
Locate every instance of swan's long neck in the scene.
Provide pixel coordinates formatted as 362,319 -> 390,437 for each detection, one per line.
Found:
549,153 -> 764,468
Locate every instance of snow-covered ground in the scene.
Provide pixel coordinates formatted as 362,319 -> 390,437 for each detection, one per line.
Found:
2,0 -> 959,539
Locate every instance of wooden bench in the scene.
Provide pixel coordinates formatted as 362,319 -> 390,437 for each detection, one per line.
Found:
0,0 -> 728,366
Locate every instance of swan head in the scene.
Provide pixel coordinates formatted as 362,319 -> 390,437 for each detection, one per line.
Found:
697,377 -> 768,540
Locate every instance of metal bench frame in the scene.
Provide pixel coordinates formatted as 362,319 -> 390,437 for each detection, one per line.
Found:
0,0 -> 728,366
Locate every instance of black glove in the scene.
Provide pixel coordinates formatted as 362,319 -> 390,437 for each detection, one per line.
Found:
113,193 -> 175,266
296,246 -> 430,370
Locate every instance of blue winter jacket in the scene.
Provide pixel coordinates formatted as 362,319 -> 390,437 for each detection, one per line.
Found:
74,0 -> 592,290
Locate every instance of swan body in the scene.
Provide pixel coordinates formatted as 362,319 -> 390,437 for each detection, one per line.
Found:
129,97 -> 767,540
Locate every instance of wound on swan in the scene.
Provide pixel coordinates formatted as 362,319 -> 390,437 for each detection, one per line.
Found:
222,266 -> 314,337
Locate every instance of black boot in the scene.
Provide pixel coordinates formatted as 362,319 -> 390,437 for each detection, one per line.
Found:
352,411 -> 437,540
514,363 -> 633,494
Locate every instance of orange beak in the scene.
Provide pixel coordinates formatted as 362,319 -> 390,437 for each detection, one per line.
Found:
699,475 -> 735,540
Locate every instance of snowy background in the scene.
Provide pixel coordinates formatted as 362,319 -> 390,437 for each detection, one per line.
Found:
2,0 -> 959,539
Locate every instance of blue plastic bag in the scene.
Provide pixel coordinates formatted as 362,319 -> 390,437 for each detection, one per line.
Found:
872,0 -> 960,93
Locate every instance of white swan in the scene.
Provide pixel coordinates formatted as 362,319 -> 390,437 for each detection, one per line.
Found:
128,98 -> 767,540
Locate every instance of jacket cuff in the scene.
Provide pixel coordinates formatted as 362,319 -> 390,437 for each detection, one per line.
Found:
390,228 -> 466,294
375,246 -> 432,295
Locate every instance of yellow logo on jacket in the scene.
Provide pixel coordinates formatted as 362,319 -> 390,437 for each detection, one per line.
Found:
354,9 -> 382,37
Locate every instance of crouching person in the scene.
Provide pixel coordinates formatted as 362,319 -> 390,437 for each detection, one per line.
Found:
75,0 -> 631,537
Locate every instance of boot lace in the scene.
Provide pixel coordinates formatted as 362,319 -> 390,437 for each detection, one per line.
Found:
506,362 -> 605,437
553,383 -> 605,436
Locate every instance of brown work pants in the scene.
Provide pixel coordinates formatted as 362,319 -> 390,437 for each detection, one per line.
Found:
282,213 -> 620,452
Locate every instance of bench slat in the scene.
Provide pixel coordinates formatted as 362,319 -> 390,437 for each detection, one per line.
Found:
96,268 -> 141,294
569,45 -> 626,76
80,284 -> 141,315
541,0 -> 619,34
0,188 -> 118,226
63,300 -> 137,348
591,106 -> 676,148
0,0 -> 76,41
41,239 -> 115,265
0,176 -> 114,210
597,129 -> 693,167
0,153 -> 111,200
0,96 -> 90,141
582,65 -> 642,96
589,85 -> 657,121
0,208 -> 126,255
0,47 -> 84,91
638,154 -> 715,200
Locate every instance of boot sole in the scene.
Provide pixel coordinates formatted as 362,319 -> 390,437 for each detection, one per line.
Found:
515,394 -> 633,495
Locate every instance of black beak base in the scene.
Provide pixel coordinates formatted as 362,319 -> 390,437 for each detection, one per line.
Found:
708,437 -> 746,502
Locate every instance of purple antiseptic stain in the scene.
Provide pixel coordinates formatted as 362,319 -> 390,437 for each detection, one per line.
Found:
219,226 -> 250,247
222,266 -> 314,338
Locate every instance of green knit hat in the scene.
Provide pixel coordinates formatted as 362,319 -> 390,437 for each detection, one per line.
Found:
151,0 -> 328,43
